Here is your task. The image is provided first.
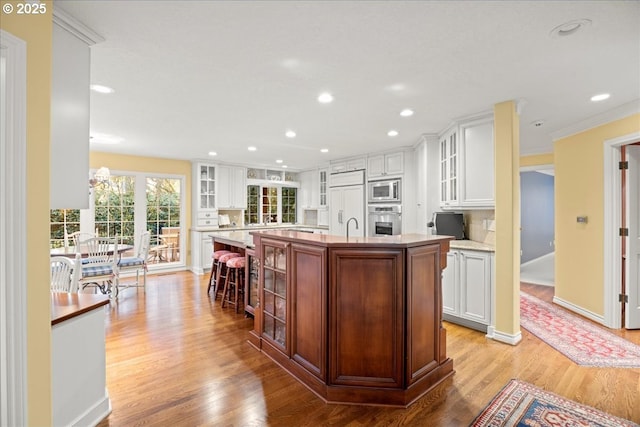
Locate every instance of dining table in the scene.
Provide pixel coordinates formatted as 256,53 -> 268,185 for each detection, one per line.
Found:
50,244 -> 134,258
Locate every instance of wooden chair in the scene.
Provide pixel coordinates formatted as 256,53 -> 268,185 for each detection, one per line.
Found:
78,237 -> 120,298
65,230 -> 96,248
118,231 -> 151,292
50,255 -> 81,293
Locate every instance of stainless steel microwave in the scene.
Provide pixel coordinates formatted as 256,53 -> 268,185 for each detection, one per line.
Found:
368,179 -> 401,203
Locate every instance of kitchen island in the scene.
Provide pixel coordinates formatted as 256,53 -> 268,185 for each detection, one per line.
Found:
248,230 -> 454,407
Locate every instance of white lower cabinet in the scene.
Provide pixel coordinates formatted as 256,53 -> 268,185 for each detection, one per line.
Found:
190,231 -> 214,275
442,249 -> 493,331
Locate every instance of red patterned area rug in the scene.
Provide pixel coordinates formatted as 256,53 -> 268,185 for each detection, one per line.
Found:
470,379 -> 638,427
520,292 -> 640,367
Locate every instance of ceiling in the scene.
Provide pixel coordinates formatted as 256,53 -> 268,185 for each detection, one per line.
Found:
57,1 -> 640,171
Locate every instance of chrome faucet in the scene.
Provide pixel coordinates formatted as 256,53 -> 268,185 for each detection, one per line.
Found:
346,217 -> 359,239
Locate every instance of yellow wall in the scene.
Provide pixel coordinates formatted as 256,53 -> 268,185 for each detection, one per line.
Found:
0,2 -> 53,424
493,101 -> 521,339
554,113 -> 640,315
90,152 -> 192,264
520,153 -> 554,167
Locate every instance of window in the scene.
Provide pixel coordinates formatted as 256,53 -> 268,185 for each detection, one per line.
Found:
49,209 -> 80,248
282,187 -> 297,223
94,175 -> 136,245
48,170 -> 186,268
262,187 -> 278,223
244,185 -> 298,225
245,185 -> 259,224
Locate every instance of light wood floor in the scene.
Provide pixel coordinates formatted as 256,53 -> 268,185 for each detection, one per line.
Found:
96,272 -> 640,426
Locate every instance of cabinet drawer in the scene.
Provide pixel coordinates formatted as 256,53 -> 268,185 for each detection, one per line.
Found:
197,218 -> 218,227
198,211 -> 217,219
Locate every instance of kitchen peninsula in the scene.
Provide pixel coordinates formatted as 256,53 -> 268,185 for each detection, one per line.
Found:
248,230 -> 454,407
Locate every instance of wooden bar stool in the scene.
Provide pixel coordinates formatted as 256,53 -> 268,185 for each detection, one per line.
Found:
221,256 -> 245,313
214,252 -> 241,301
207,250 -> 232,298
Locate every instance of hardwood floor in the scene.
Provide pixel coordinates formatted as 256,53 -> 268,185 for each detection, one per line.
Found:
97,273 -> 640,426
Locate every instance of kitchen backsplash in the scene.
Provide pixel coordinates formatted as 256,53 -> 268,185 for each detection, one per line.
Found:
465,210 -> 495,245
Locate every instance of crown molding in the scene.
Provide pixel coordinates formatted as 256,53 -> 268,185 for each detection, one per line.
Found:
53,6 -> 104,46
551,99 -> 640,142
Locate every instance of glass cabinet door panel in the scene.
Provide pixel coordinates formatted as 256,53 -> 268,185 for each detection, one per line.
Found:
264,269 -> 274,291
264,246 -> 274,267
263,292 -> 274,315
275,295 -> 286,319
275,272 -> 286,296
275,320 -> 286,346
275,247 -> 286,270
264,315 -> 274,338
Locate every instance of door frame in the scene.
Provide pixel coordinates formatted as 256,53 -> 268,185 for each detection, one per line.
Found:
604,131 -> 640,328
0,29 -> 28,426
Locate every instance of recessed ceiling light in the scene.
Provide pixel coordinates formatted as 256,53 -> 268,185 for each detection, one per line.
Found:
285,130 -> 296,138
531,120 -> 544,127
248,146 -> 257,152
320,148 -> 329,153
318,92 -> 334,104
282,165 -> 288,169
590,93 -> 610,102
90,84 -> 115,94
208,151 -> 217,156
388,130 -> 399,137
90,132 -> 123,144
549,19 -> 592,38
400,109 -> 414,117
276,159 -> 283,164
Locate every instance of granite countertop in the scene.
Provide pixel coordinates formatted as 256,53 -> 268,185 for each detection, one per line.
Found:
449,239 -> 495,252
250,230 -> 454,248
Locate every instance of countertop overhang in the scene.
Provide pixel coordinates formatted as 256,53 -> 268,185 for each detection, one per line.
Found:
51,292 -> 110,326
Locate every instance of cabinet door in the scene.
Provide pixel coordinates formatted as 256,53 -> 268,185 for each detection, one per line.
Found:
342,186 -> 365,237
329,187 -> 344,235
198,164 -> 216,210
290,244 -> 327,380
51,23 -> 91,209
439,129 -> 459,208
318,169 -> 328,208
367,155 -> 385,179
461,118 -> 494,207
200,235 -> 213,272
385,152 -> 404,175
299,170 -> 314,208
261,239 -> 289,354
459,250 -> 491,324
441,251 -> 458,316
231,166 -> 247,209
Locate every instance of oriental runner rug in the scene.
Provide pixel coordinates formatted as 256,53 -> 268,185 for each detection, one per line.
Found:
520,292 -> 640,368
470,379 -> 638,427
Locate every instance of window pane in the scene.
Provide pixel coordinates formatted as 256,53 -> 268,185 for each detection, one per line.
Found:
94,175 -> 135,244
146,177 -> 182,265
49,209 -> 80,248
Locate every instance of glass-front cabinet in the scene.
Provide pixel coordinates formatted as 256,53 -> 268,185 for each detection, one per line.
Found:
198,164 -> 216,210
261,240 -> 288,351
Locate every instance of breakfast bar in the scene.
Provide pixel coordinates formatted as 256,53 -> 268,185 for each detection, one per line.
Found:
247,230 -> 454,407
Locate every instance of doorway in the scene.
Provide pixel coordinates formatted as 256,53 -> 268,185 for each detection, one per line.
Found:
604,132 -> 640,329
520,165 -> 555,287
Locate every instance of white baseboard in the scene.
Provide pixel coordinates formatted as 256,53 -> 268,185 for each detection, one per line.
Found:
552,296 -> 606,326
71,392 -> 111,427
520,251 -> 554,268
486,326 -> 522,345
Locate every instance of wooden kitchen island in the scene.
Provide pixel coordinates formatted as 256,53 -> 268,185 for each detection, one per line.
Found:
248,230 -> 454,407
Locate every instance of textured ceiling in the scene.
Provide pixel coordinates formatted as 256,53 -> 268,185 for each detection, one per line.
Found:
57,0 -> 640,171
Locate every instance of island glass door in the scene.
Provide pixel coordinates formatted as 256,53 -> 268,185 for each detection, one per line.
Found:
261,240 -> 288,352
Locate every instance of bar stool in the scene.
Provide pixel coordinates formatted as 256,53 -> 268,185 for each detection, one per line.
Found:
214,252 -> 241,301
207,250 -> 232,298
221,255 -> 245,312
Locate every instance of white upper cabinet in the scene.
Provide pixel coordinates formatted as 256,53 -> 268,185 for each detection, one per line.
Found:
217,165 -> 247,209
367,151 -> 404,179
439,112 -> 494,209
50,9 -> 103,209
330,156 -> 366,174
460,116 -> 494,207
299,167 -> 328,209
195,163 -> 217,211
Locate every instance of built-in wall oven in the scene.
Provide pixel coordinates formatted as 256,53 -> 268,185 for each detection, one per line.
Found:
368,205 -> 402,236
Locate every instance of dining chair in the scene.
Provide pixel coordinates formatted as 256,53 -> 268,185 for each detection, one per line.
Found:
50,255 -> 81,293
78,237 -> 120,298
66,230 -> 96,248
117,231 -> 150,292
